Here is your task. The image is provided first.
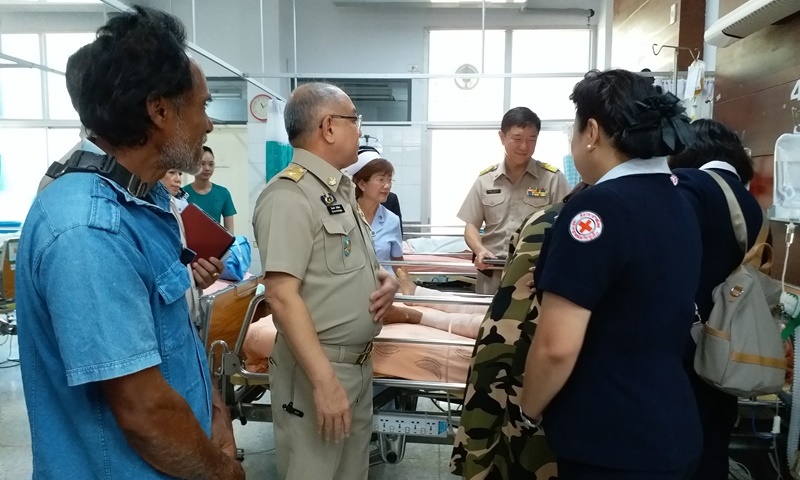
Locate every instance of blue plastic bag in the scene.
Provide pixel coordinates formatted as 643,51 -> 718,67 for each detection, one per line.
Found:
220,235 -> 252,281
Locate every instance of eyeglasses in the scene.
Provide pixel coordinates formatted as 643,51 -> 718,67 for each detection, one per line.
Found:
321,114 -> 362,130
371,176 -> 393,186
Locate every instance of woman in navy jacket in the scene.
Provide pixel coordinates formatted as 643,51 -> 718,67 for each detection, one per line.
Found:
520,69 -> 702,479
670,119 -> 763,480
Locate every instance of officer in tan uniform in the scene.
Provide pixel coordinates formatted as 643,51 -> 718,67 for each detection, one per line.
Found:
253,83 -> 399,480
458,107 -> 569,294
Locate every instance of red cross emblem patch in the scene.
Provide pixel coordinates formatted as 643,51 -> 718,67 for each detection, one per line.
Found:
569,211 -> 603,242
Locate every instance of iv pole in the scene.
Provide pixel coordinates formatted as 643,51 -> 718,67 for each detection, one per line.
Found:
652,44 -> 700,95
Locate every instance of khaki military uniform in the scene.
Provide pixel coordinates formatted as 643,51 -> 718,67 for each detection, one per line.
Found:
457,159 -> 568,294
253,149 -> 381,480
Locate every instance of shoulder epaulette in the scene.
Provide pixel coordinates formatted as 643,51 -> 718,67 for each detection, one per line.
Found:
278,164 -> 307,182
539,162 -> 559,173
479,164 -> 498,176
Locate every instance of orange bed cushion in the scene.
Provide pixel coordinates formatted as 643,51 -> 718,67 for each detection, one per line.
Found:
243,317 -> 474,384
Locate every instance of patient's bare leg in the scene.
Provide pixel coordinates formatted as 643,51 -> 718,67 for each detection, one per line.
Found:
384,304 -> 481,339
417,308 -> 482,339
382,305 -> 423,325
395,267 -> 417,296
411,287 -> 486,315
397,266 -> 485,315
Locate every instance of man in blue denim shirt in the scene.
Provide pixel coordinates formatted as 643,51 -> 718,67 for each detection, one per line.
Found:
15,6 -> 244,479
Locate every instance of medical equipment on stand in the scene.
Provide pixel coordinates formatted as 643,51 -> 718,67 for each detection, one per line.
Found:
769,133 -> 800,475
772,134 -> 800,223
787,232 -> 800,478
0,237 -> 18,322
0,238 -> 18,368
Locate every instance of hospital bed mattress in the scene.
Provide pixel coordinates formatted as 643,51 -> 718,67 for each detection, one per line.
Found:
402,254 -> 475,275
243,317 -> 474,384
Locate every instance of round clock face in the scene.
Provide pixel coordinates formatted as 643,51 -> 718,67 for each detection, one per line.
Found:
250,94 -> 269,121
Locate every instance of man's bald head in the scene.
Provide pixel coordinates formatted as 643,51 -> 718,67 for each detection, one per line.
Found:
284,82 -> 349,147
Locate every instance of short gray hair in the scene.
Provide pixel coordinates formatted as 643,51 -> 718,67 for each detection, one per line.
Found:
284,82 -> 345,146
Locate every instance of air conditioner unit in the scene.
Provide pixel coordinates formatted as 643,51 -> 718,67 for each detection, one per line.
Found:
704,0 -> 800,48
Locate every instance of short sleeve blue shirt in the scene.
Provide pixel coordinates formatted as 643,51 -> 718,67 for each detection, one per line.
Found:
16,146 -> 213,479
534,158 -> 703,471
371,204 -> 403,263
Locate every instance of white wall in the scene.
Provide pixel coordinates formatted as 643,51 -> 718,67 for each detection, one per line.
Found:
595,0 -> 614,69
273,0 -> 608,224
134,0 -> 284,96
704,0 -> 719,71
280,0 -> 602,75
0,10 -> 107,33
184,125 -> 250,237
2,0 -> 611,236
360,124 -> 424,222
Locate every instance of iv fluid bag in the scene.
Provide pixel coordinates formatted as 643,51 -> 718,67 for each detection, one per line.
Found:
772,133 -> 800,221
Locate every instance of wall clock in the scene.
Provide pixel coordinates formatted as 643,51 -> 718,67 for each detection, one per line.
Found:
250,93 -> 270,122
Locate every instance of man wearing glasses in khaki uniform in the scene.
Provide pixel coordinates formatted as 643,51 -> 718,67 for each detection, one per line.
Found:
458,107 -> 569,294
253,83 -> 399,480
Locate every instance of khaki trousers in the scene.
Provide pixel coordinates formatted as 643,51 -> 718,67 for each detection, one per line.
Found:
271,337 -> 374,480
476,270 -> 501,295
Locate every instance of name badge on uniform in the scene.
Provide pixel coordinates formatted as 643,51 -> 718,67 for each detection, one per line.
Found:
486,188 -> 501,194
327,204 -> 345,215
343,236 -> 352,256
321,193 -> 344,215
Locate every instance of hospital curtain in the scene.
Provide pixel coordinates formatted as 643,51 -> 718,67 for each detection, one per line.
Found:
265,98 -> 293,182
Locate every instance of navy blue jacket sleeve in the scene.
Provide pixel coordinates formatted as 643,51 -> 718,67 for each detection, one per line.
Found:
536,188 -> 633,311
672,168 -> 763,321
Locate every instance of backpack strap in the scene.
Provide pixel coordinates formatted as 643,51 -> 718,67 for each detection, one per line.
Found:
743,215 -> 772,273
704,170 -> 771,272
704,170 -> 748,253
753,213 -> 769,247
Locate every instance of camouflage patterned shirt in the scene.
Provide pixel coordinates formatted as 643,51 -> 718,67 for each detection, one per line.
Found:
450,202 -> 563,480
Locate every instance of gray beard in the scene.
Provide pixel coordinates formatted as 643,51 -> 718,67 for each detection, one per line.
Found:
159,122 -> 203,175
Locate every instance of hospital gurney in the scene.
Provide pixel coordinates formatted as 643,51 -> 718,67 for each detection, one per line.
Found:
384,256 -> 506,293
400,231 -> 475,287
201,284 -> 490,465
202,279 -> 797,474
0,236 -> 19,315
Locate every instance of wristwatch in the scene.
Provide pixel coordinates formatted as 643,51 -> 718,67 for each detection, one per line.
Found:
521,411 -> 541,432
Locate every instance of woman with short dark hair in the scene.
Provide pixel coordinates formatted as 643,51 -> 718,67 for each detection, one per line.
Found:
521,69 -> 702,479
670,119 -> 762,480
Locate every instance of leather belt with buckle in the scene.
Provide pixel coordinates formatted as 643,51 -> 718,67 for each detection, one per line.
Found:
356,342 -> 374,365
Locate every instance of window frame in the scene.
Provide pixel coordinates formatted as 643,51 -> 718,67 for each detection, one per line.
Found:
0,33 -> 46,120
292,77 -> 413,125
0,31 -> 96,122
424,26 -> 595,225
425,25 -> 596,121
